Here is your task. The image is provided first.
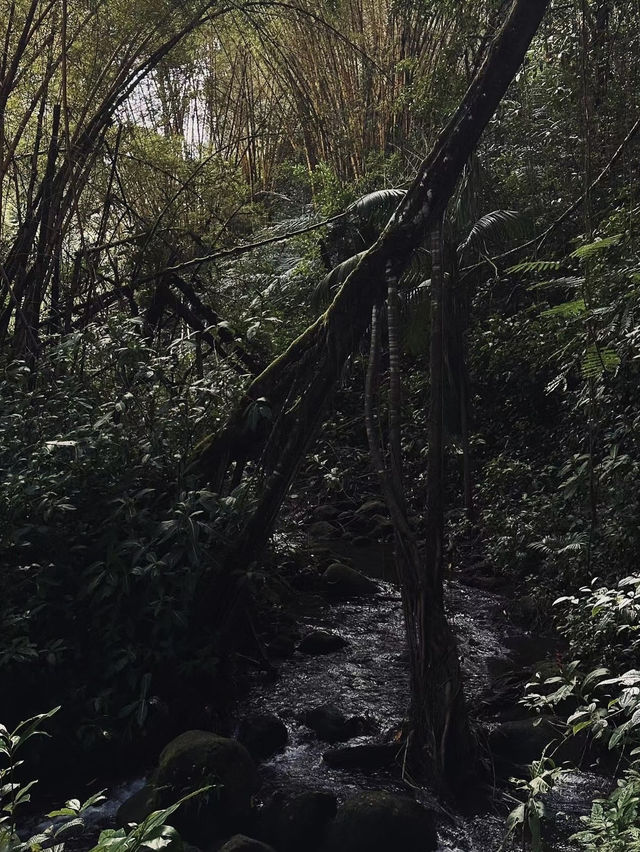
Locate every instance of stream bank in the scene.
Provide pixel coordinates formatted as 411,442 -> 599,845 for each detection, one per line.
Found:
23,541 -> 610,852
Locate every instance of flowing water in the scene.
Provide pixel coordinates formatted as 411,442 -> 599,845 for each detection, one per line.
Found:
25,545 -> 609,851
237,541 -> 610,851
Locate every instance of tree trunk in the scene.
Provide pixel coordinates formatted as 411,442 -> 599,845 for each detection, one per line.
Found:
193,0 -> 551,790
196,0 -> 552,497
403,217 -> 475,793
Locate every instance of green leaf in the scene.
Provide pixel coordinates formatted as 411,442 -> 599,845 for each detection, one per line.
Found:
569,234 -> 623,259
507,259 -> 563,274
540,299 -> 586,320
345,188 -> 406,224
581,345 -> 620,379
506,802 -> 526,832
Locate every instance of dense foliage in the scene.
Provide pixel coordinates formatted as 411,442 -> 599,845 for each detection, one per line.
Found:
3,0 -> 640,847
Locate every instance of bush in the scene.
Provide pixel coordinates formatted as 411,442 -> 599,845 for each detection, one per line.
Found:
0,320 -> 247,750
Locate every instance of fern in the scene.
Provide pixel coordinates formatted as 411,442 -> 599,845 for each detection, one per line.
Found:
507,259 -> 563,274
529,276 -> 585,292
570,234 -> 623,260
581,344 -> 620,379
530,534 -> 587,557
540,299 -> 587,320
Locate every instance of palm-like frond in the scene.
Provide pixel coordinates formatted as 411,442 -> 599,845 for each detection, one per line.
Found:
400,280 -> 431,356
311,250 -> 367,309
399,248 -> 432,289
529,276 -> 585,292
345,188 -> 407,229
457,209 -> 525,258
507,259 -> 563,274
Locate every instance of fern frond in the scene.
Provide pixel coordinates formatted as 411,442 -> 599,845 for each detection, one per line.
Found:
581,344 -> 620,379
507,259 -> 563,274
570,234 -> 622,260
540,299 -> 586,320
528,276 -> 585,291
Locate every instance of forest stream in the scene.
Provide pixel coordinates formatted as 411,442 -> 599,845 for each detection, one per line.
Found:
34,542 -> 611,852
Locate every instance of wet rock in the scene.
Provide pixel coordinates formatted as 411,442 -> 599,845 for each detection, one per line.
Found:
322,742 -> 398,771
263,790 -> 337,852
370,514 -> 394,538
116,785 -> 157,827
489,717 -> 588,769
153,730 -> 257,843
308,521 -> 337,538
237,712 -> 288,761
298,630 -> 348,655
303,704 -> 362,743
510,594 -> 539,626
266,633 -> 297,658
313,505 -> 340,521
354,500 -> 388,517
322,563 -> 379,597
218,836 -> 276,852
327,791 -> 437,852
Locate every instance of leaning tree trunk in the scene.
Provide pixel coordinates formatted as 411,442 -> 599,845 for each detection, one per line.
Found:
193,0 -> 551,790
196,0 -> 551,504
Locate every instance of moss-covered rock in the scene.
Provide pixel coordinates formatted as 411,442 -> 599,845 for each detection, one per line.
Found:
218,836 -> 275,852
237,713 -> 288,761
152,731 -> 258,844
328,791 -> 437,852
298,630 -> 348,655
276,790 -> 337,852
322,563 -> 379,597
303,704 -> 362,743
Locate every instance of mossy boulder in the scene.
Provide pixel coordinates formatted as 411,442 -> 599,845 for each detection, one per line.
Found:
218,836 -> 275,852
303,704 -> 362,743
276,790 -> 337,852
237,713 -> 288,761
354,500 -> 388,517
308,521 -> 337,538
298,630 -> 347,655
322,743 -> 397,771
152,731 -> 258,844
322,563 -> 379,597
258,789 -> 337,852
328,791 -> 437,852
488,716 -> 590,770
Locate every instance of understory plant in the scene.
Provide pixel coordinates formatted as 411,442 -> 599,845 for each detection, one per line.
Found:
0,320 -> 250,747
1,708 -> 198,852
502,752 -> 569,852
515,574 -> 640,849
